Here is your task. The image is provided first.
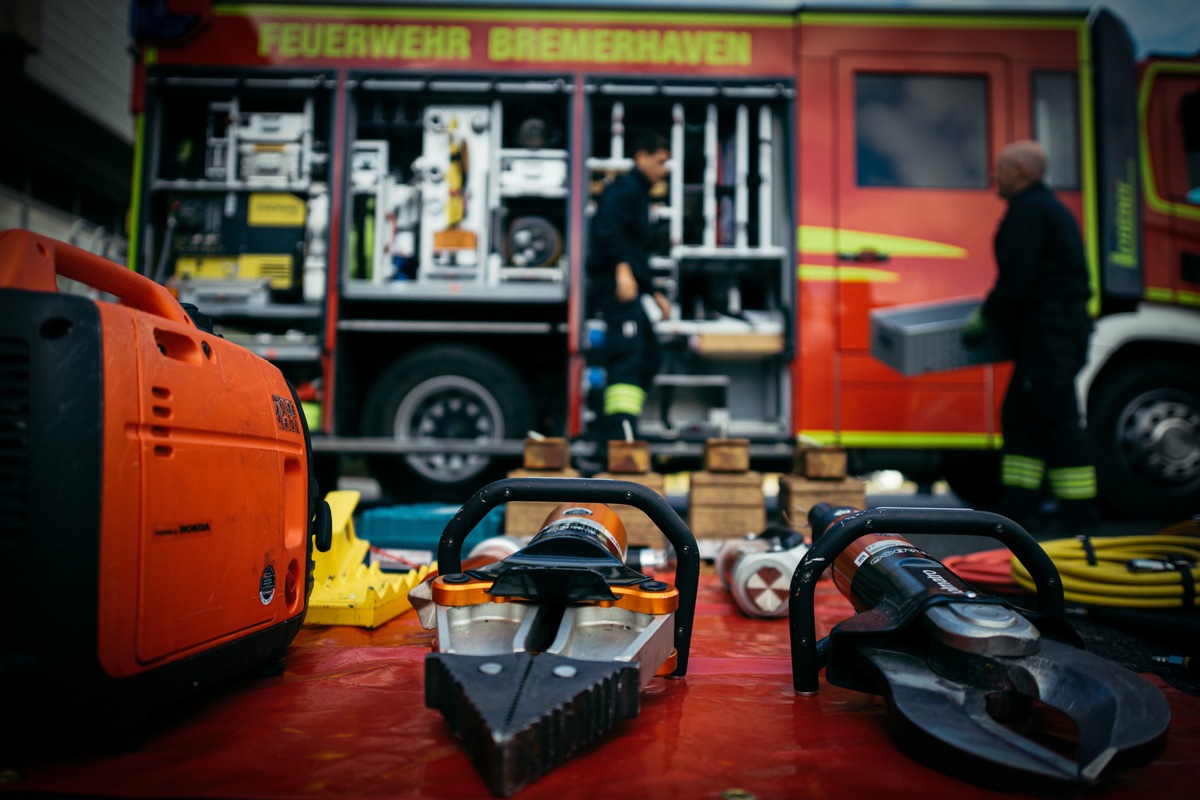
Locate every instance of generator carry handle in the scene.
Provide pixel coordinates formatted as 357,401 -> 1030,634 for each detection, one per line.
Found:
0,228 -> 192,327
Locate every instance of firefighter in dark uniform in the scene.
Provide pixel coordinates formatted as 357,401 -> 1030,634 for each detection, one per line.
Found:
588,132 -> 672,449
965,139 -> 1100,533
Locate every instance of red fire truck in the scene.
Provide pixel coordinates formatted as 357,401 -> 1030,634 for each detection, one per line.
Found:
127,1 -> 1200,518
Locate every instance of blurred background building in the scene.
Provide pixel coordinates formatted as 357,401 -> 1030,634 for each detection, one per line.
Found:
0,0 -> 131,261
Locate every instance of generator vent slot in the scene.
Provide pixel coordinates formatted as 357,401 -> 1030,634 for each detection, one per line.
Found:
0,337 -> 30,538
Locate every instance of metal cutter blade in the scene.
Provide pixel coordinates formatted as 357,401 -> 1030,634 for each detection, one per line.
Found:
425,651 -> 641,797
418,482 -> 699,796
856,636 -> 1171,794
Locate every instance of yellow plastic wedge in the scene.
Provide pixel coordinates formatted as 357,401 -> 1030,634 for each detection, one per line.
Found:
304,490 -> 436,628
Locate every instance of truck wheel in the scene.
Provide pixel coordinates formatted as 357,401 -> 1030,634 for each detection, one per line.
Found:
1089,360 -> 1200,519
363,344 -> 533,503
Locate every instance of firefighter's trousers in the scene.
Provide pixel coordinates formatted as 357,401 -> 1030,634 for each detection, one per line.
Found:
598,294 -> 660,441
1000,303 -> 1097,507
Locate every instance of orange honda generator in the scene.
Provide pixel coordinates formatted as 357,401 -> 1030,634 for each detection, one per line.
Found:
0,229 -> 331,743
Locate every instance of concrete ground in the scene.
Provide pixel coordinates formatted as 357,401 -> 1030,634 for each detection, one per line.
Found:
862,486 -> 1171,559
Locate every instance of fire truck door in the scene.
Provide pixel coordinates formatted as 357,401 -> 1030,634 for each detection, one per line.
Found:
831,52 -> 1011,434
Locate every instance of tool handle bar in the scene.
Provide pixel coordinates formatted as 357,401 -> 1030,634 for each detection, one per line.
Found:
438,476 -> 699,677
789,506 -> 1064,694
0,229 -> 191,327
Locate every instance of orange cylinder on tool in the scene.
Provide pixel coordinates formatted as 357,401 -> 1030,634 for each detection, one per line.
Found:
831,532 -> 913,610
533,503 -> 628,562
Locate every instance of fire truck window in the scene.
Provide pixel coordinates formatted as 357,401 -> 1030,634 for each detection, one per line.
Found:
855,73 -> 988,189
1032,72 -> 1080,190
1182,89 -> 1200,203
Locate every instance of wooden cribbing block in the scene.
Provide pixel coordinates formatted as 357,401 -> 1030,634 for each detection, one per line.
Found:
522,437 -> 571,471
779,474 -> 866,528
689,506 -> 767,539
592,471 -> 668,547
793,446 -> 848,479
688,470 -> 766,539
607,440 -> 651,474
503,467 -> 582,536
703,438 -> 751,472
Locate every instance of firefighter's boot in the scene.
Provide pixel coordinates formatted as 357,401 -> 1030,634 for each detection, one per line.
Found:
1048,465 -> 1100,535
1056,498 -> 1102,535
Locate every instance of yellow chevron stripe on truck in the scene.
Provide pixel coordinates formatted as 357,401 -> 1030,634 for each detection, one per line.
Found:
797,226 -> 968,259
800,430 -> 1003,449
798,265 -> 898,283
796,226 -> 966,282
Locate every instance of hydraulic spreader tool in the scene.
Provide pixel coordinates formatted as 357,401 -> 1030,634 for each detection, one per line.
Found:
410,477 -> 700,797
0,229 -> 332,742
790,503 -> 1172,794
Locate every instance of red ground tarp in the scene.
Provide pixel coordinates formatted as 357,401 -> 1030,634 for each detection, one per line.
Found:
4,574 -> 1198,799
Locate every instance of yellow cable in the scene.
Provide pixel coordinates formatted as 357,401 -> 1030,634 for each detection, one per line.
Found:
1010,527 -> 1200,609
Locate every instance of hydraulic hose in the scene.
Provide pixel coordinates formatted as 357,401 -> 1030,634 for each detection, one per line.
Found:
1009,522 -> 1200,608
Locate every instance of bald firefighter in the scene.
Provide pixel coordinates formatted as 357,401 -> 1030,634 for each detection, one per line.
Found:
966,139 -> 1100,534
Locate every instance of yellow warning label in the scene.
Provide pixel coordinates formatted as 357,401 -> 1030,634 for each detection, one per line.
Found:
248,193 -> 306,227
175,256 -> 236,281
175,254 -> 293,289
239,254 -> 294,289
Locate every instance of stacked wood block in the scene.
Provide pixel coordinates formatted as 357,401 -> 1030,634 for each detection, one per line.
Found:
593,440 -> 667,547
703,437 -> 751,472
688,439 -> 766,539
779,445 -> 866,529
523,437 -> 573,472
606,440 -> 651,474
794,445 -> 848,479
504,437 -> 581,536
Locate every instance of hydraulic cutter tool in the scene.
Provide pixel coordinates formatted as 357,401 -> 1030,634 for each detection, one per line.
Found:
411,477 -> 699,797
789,503 -> 1171,794
0,229 -> 331,743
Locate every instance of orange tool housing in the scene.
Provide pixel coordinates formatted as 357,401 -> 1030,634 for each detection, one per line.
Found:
0,229 -> 325,741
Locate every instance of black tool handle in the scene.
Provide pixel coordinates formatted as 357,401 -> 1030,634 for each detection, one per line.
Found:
437,476 -> 700,677
788,506 -> 1065,694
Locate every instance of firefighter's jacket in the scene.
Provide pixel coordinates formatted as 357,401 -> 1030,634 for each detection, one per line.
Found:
586,167 -> 656,306
984,180 -> 1090,323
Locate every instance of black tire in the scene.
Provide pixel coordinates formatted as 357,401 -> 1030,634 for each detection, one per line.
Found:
1089,360 -> 1200,519
939,449 -> 1003,508
362,344 -> 534,503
